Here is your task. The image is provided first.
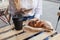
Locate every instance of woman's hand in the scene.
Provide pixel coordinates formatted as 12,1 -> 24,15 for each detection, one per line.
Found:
30,18 -> 40,21
20,8 -> 33,14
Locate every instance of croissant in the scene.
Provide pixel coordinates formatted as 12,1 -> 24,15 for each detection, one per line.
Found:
28,20 -> 44,28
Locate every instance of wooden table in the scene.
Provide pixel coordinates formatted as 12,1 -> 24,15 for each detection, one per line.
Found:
49,34 -> 60,40
0,24 -> 58,40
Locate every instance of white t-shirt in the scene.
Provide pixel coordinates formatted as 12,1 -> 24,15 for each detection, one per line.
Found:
9,0 -> 42,19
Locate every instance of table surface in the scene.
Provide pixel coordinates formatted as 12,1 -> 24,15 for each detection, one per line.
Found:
49,34 -> 60,40
0,24 -> 59,40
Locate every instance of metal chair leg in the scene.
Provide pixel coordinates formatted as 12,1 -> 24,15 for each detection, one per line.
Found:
0,17 -> 7,24
55,16 -> 60,30
4,14 -> 11,25
7,14 -> 11,25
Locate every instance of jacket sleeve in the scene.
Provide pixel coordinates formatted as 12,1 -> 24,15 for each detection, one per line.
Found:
34,0 -> 42,19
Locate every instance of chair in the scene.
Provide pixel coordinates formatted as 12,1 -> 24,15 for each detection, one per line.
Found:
55,12 -> 60,30
0,8 -> 11,25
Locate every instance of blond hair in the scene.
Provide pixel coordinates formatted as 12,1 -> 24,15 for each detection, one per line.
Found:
13,0 -> 20,11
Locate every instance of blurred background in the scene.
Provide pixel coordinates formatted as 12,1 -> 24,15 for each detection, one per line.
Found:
41,0 -> 60,33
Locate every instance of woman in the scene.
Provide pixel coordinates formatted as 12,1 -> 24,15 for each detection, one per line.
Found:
8,0 -> 42,21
